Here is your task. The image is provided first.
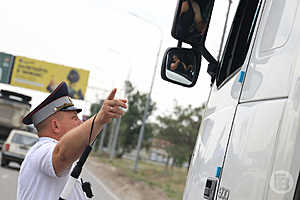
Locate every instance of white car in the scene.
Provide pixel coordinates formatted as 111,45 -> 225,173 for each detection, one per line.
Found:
1,129 -> 38,167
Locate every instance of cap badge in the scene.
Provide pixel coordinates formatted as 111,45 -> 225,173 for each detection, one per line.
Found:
54,102 -> 74,112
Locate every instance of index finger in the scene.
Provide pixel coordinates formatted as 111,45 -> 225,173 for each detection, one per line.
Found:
107,88 -> 117,100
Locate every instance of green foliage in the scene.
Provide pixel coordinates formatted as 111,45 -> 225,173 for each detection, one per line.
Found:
89,99 -> 105,151
93,155 -> 187,200
89,99 -> 104,117
89,81 -> 157,157
88,80 -> 203,167
118,81 -> 156,157
156,102 -> 205,166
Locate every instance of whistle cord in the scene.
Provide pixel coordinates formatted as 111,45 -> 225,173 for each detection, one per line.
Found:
59,114 -> 97,200
89,114 -> 97,145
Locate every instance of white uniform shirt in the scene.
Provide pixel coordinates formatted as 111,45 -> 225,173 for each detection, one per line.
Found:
17,137 -> 87,200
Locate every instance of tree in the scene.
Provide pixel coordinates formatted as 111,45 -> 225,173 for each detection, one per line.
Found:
156,102 -> 205,167
89,100 -> 115,152
89,100 -> 104,117
117,81 -> 156,158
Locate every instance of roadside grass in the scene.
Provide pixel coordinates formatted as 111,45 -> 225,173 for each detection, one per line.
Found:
91,152 -> 187,200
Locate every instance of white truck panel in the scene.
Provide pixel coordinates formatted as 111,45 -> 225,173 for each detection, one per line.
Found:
184,67 -> 246,199
183,105 -> 236,200
162,0 -> 300,199
265,48 -> 300,200
218,99 -> 286,199
241,0 -> 300,101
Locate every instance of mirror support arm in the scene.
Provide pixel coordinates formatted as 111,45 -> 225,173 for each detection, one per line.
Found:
197,45 -> 218,65
207,62 -> 218,86
193,44 -> 219,86
177,40 -> 183,48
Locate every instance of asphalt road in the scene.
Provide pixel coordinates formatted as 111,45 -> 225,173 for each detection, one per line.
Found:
0,153 -> 122,200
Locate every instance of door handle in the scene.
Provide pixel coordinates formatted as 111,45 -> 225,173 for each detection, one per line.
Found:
204,177 -> 218,200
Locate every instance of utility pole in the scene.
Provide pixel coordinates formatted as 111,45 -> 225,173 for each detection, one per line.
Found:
110,75 -> 130,161
110,116 -> 121,161
108,119 -> 115,155
129,12 -> 163,172
107,49 -> 131,161
99,124 -> 107,151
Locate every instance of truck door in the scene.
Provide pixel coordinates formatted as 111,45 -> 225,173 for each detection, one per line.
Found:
182,0 -> 263,200
218,0 -> 300,199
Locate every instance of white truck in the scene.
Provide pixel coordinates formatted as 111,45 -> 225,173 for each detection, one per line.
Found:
161,0 -> 300,199
0,90 -> 32,148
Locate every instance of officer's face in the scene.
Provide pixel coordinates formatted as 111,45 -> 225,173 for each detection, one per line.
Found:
59,111 -> 82,134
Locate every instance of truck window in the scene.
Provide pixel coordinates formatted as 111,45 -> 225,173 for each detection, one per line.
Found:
259,0 -> 299,56
216,0 -> 262,88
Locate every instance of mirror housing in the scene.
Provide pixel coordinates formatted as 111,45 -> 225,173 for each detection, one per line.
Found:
161,47 -> 200,87
162,0 -> 219,87
171,0 -> 215,45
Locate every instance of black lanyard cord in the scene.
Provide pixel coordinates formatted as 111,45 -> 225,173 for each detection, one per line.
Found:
59,114 -> 97,199
72,113 -> 97,179
88,114 -> 97,145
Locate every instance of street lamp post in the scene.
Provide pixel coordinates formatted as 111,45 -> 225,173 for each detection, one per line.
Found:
107,48 -> 131,161
99,124 -> 107,150
128,12 -> 163,172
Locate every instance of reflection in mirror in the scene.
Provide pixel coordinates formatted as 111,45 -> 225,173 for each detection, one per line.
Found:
172,0 -> 215,44
163,48 -> 197,86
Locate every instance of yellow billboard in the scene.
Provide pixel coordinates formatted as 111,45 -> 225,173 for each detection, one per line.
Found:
10,56 -> 89,100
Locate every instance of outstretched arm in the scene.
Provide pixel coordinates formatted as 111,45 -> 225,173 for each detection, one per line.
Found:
52,89 -> 127,176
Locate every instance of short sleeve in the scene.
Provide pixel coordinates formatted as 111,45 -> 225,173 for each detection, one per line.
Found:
33,142 -> 57,177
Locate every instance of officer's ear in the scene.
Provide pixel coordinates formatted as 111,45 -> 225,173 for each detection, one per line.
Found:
50,118 -> 61,134
50,112 -> 65,133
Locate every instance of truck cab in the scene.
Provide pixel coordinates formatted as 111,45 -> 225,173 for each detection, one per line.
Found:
161,0 -> 300,199
0,90 -> 32,148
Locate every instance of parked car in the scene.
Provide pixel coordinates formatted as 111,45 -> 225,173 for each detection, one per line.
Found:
1,129 -> 38,167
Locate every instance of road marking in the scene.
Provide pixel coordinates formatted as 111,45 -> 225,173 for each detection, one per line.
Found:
85,167 -> 122,200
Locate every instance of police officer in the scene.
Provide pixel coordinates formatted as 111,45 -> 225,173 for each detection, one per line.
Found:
17,81 -> 127,200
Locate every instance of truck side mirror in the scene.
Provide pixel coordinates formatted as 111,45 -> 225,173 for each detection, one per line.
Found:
161,47 -> 199,87
171,0 -> 215,45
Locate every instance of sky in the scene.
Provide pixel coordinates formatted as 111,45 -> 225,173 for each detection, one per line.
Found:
0,0 -> 236,118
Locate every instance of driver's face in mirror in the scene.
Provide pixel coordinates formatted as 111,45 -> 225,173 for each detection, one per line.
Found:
170,55 -> 180,70
165,49 -> 197,84
169,55 -> 194,75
